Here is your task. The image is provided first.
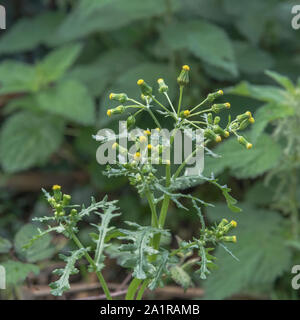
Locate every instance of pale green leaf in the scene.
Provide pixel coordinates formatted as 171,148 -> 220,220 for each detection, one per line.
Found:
1,260 -> 39,287
0,236 -> 12,253
36,43 -> 83,84
203,134 -> 281,179
14,224 -> 55,262
161,20 -> 238,76
35,80 -> 96,125
0,12 -> 64,54
58,0 -> 180,41
265,70 -> 295,93
0,111 -> 64,173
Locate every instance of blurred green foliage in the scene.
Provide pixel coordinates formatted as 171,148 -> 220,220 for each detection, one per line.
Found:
0,0 -> 300,300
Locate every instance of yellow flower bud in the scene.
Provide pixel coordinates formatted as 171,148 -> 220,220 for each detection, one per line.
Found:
134,152 -> 141,160
225,102 -> 231,108
147,144 -> 152,150
230,220 -> 237,228
215,135 -> 222,143
246,143 -> 253,150
107,109 -> 112,117
249,117 -> 255,124
183,110 -> 190,117
112,142 -> 118,150
144,130 -> 151,136
137,79 -> 144,85
182,65 -> 190,71
52,185 -> 61,191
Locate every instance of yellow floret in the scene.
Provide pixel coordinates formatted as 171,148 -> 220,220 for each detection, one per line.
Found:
231,220 -> 237,228
144,129 -> 151,136
225,102 -> 231,108
52,185 -> 61,191
249,117 -> 255,124
147,144 -> 152,150
183,110 -> 190,117
112,142 -> 118,150
109,93 -> 114,100
134,152 -> 141,160
157,78 -> 164,83
218,89 -> 224,95
137,79 -> 144,85
246,143 -> 253,150
107,109 -> 112,117
224,131 -> 230,137
182,65 -> 190,71
215,135 -> 222,143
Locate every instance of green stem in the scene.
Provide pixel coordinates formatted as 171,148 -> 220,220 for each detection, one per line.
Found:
190,97 -> 210,113
147,108 -> 162,129
146,189 -> 159,228
177,86 -> 184,116
136,280 -> 150,300
125,278 -> 142,300
70,230 -> 112,300
290,169 -> 299,239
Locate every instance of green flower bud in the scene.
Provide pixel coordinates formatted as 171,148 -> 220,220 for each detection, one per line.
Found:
137,79 -> 152,96
236,111 -> 251,122
126,115 -> 136,129
222,235 -> 237,243
237,135 -> 253,150
52,185 -> 62,202
177,65 -> 190,86
109,93 -> 128,103
70,209 -> 78,216
204,129 -> 222,142
62,194 -> 71,206
180,110 -> 191,118
238,118 -> 251,130
207,90 -> 224,103
214,116 -> 221,125
207,113 -> 213,124
213,125 -> 229,138
157,78 -> 168,93
217,218 -> 228,229
211,103 -> 231,113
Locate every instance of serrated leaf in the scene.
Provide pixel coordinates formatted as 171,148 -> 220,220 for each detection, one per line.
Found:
14,224 -> 55,262
0,236 -> 12,253
161,20 -> 237,76
0,12 -> 64,54
234,41 -> 274,75
1,260 -> 39,287
203,203 -> 291,299
148,251 -> 169,290
0,111 -> 64,173
58,0 -> 180,41
35,80 -> 95,125
204,134 -> 281,179
91,202 -> 121,271
36,43 -> 83,84
66,48 -> 143,97
49,248 -> 86,296
0,61 -> 37,94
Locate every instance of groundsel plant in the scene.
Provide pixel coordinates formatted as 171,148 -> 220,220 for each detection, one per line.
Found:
24,65 -> 254,300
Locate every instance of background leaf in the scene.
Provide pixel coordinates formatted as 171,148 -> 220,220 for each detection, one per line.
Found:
0,111 -> 64,173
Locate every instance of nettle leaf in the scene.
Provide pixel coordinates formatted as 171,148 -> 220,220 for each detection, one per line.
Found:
118,222 -> 168,280
1,260 -> 39,287
0,236 -> 12,253
203,204 -> 291,299
14,224 -> 55,263
0,61 -> 37,94
50,248 -> 87,296
66,48 -> 144,97
161,20 -> 238,76
36,43 -> 83,84
234,41 -> 274,75
0,111 -> 64,173
58,0 -> 180,41
0,12 -> 64,54
203,134 -> 281,179
91,202 -> 121,271
226,81 -> 287,104
35,80 -> 95,125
